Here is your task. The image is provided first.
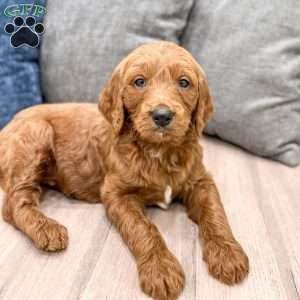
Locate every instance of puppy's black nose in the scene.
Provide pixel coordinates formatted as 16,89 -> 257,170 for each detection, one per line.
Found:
151,107 -> 174,127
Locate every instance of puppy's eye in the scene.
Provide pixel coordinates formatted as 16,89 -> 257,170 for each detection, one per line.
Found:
179,78 -> 190,88
134,77 -> 146,88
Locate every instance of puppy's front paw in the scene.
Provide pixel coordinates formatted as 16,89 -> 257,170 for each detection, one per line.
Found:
203,239 -> 249,285
138,250 -> 185,300
33,218 -> 69,251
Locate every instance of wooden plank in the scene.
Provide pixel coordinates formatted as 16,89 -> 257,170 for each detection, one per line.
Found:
254,157 -> 300,300
197,137 -> 289,300
80,205 -> 197,300
0,190 -> 111,300
0,137 -> 298,299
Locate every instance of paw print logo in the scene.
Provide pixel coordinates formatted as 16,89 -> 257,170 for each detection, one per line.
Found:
4,16 -> 44,48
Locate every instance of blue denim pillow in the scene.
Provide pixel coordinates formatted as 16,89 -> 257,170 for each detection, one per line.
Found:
0,1 -> 46,128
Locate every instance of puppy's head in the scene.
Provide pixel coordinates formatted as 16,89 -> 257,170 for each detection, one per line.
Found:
99,41 -> 213,144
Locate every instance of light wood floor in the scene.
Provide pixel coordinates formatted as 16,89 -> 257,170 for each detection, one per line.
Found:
0,136 -> 299,300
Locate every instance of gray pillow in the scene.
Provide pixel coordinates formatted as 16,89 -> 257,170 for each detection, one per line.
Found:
41,0 -> 193,103
181,0 -> 300,166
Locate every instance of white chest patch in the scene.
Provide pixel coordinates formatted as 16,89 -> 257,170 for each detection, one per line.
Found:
157,185 -> 172,210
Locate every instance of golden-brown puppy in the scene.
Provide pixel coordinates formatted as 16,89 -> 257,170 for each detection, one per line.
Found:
0,41 -> 248,300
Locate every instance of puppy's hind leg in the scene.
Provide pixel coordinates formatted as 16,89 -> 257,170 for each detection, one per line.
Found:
0,120 -> 68,251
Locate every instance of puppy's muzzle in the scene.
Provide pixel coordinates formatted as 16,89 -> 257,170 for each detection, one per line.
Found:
151,106 -> 174,128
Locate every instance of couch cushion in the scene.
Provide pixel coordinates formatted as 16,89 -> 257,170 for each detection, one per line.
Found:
182,0 -> 300,166
41,0 -> 193,103
0,0 -> 45,128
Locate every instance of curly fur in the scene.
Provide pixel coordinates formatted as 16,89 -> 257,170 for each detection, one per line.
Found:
0,41 -> 248,300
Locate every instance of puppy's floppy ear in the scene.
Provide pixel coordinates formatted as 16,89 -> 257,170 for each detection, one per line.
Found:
192,75 -> 214,136
98,67 -> 125,134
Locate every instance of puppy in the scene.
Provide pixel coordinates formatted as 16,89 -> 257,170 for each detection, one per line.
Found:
0,42 -> 248,300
